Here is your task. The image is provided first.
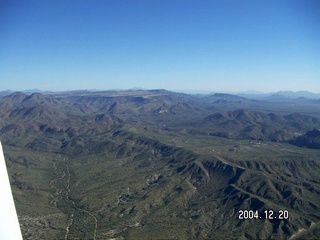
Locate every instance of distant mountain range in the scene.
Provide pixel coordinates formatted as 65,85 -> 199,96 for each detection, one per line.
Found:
1,90 -> 319,149
237,90 -> 320,100
2,89 -> 320,98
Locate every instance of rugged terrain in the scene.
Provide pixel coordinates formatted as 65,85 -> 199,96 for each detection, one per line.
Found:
1,90 -> 320,239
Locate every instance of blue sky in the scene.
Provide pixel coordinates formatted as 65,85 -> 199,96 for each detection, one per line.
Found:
0,0 -> 319,93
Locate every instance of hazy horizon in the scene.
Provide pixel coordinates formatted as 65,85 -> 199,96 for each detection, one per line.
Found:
1,1 -> 319,93
2,87 -> 320,96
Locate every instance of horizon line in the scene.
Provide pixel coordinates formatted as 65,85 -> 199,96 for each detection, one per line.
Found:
1,88 -> 320,96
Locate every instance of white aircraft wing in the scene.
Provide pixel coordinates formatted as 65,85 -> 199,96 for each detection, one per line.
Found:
0,141 -> 23,240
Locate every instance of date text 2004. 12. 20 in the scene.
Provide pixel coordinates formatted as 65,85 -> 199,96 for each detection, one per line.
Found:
238,210 -> 289,220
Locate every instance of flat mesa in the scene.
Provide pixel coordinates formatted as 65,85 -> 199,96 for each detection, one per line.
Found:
0,141 -> 23,240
